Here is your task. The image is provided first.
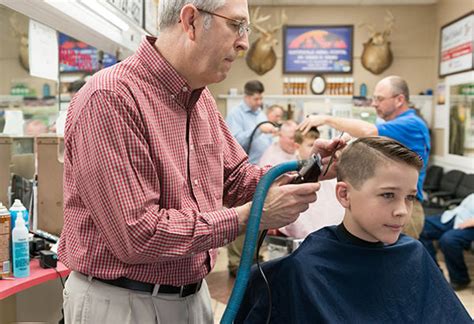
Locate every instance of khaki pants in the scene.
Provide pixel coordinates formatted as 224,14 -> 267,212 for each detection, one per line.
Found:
227,232 -> 265,275
63,272 -> 213,324
403,199 -> 425,239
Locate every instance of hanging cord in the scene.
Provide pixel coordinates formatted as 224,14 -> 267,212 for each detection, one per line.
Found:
255,229 -> 271,324
245,121 -> 280,154
34,256 -> 65,289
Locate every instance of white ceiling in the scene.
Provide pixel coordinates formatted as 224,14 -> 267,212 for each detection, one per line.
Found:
249,0 -> 438,5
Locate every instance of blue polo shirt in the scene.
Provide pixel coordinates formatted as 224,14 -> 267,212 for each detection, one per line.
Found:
377,109 -> 431,201
226,101 -> 273,164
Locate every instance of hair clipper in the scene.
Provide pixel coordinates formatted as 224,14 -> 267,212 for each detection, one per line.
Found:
291,153 -> 322,184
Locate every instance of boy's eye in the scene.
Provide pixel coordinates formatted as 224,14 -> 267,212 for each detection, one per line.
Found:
381,193 -> 394,199
406,195 -> 417,202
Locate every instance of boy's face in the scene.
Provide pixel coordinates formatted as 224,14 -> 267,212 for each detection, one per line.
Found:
297,137 -> 315,160
336,160 -> 418,244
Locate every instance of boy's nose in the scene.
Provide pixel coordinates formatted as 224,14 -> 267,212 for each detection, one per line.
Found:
394,200 -> 410,217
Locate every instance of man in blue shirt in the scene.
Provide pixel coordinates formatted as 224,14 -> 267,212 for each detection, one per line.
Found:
298,75 -> 431,239
225,80 -> 281,277
226,80 -> 279,164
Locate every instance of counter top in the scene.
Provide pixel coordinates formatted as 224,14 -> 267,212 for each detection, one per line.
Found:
0,259 -> 70,300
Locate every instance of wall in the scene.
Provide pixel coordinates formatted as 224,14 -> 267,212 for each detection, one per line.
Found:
432,0 -> 474,173
0,5 -> 57,97
208,4 -> 439,115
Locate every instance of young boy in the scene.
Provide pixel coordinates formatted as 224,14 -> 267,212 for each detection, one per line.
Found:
278,128 -> 344,239
236,137 -> 471,323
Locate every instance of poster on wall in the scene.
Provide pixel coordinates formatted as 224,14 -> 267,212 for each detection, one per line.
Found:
59,33 -> 117,73
283,25 -> 353,74
439,11 -> 474,77
28,20 -> 58,81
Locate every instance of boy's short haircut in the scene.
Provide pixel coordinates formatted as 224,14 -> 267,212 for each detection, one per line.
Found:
337,136 -> 423,189
244,80 -> 264,96
294,127 -> 320,144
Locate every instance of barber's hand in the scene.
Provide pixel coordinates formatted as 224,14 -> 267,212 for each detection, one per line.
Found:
259,174 -> 319,230
311,134 -> 351,180
260,123 -> 279,134
298,115 -> 329,134
458,218 -> 474,229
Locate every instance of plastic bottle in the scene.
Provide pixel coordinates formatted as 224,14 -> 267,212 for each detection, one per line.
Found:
0,202 -> 11,278
12,213 -> 29,278
10,199 -> 29,232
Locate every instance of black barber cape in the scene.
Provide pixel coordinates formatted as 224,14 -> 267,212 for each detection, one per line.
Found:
236,225 -> 472,323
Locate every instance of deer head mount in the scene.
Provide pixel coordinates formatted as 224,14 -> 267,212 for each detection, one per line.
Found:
9,12 -> 29,72
246,8 -> 287,76
360,11 -> 395,75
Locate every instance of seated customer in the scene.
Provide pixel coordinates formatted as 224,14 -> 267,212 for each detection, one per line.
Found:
419,194 -> 474,291
236,137 -> 471,323
279,127 -> 344,239
258,120 -> 298,167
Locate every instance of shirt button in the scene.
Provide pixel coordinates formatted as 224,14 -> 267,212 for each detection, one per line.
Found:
182,86 -> 188,92
194,179 -> 199,185
224,239 -> 229,244
170,94 -> 175,100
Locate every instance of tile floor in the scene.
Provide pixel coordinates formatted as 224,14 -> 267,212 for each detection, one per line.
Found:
208,247 -> 474,323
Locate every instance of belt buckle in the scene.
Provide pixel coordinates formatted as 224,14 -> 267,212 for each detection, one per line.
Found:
179,280 -> 202,298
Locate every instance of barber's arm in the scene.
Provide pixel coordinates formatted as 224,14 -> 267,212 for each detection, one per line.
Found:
232,136 -> 348,233
299,115 -> 378,138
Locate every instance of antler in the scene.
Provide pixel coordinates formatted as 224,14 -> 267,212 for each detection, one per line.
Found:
250,7 -> 271,35
359,22 -> 376,37
383,10 -> 395,38
269,10 -> 287,33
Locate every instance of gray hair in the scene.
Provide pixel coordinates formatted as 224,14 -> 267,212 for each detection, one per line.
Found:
158,0 -> 227,31
385,75 -> 410,102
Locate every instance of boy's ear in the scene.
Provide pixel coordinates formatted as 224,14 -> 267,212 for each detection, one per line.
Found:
335,181 -> 351,208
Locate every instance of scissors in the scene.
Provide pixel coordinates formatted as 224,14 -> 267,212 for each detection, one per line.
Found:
322,131 -> 345,177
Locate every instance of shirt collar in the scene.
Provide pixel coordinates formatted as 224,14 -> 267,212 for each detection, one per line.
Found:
397,109 -> 416,118
242,101 -> 260,115
336,223 -> 384,248
135,36 -> 203,110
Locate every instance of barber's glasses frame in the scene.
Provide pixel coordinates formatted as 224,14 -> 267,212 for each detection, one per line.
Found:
197,8 -> 251,37
371,94 -> 401,103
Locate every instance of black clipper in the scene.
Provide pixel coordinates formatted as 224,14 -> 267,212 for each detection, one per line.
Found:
291,153 -> 322,184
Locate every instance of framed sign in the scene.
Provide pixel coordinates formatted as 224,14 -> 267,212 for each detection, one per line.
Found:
439,11 -> 474,77
59,33 -> 117,73
106,0 -> 143,27
283,25 -> 353,74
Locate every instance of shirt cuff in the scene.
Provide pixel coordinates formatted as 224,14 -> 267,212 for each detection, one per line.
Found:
202,208 -> 239,248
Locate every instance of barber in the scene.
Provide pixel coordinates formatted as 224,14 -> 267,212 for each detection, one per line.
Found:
58,1 -> 345,323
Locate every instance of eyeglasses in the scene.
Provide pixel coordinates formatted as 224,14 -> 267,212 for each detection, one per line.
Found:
197,8 -> 251,37
371,94 -> 400,103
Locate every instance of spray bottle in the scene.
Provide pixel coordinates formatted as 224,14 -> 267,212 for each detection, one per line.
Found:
12,212 -> 29,278
0,202 -> 11,278
9,199 -> 29,232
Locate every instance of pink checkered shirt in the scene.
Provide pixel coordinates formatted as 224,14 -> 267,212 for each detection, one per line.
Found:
58,36 -> 267,285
